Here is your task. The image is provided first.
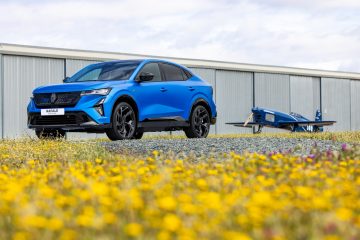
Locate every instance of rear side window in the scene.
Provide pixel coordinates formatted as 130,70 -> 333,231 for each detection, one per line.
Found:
138,63 -> 162,81
160,63 -> 186,81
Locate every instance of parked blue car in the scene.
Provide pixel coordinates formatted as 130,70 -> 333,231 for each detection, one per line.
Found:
27,59 -> 217,140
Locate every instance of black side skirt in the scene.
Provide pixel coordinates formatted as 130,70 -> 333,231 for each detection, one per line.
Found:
138,120 -> 190,132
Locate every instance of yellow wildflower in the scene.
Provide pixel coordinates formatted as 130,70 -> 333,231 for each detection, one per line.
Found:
163,214 -> 182,232
125,223 -> 143,237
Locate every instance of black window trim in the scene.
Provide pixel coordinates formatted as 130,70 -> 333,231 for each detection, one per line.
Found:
159,62 -> 191,82
135,61 -> 193,83
182,68 -> 193,79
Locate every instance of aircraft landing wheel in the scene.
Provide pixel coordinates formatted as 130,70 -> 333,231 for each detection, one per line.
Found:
254,125 -> 263,134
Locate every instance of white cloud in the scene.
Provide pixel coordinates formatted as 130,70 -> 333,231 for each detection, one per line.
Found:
0,0 -> 359,72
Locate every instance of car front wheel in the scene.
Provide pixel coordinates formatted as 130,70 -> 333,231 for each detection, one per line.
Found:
184,105 -> 210,138
106,102 -> 137,140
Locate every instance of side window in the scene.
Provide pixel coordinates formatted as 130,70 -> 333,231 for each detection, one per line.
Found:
160,63 -> 185,81
138,63 -> 162,81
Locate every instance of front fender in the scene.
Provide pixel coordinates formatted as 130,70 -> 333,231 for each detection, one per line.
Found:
105,89 -> 137,118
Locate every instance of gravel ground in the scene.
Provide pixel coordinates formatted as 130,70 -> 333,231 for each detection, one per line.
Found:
101,137 -> 347,156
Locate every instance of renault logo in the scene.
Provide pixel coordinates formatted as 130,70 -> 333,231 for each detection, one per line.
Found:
50,93 -> 57,104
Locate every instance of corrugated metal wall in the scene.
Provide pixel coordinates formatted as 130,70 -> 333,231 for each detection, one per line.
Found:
350,80 -> 360,130
254,73 -> 290,132
2,55 -> 64,138
65,59 -> 100,77
0,54 -> 359,138
255,73 -> 290,111
0,54 -> 3,137
290,76 -> 320,120
321,78 -> 351,131
189,68 -> 216,134
216,70 -> 253,134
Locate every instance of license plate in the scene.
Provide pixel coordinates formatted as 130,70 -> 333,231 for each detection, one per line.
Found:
41,108 -> 65,116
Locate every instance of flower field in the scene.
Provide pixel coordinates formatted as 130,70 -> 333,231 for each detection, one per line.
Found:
0,135 -> 359,240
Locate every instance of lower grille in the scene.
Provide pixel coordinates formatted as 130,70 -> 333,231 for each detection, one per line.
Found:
29,112 -> 90,126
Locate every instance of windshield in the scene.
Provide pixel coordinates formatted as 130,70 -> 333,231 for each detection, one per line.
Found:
290,112 -> 305,118
68,61 -> 141,82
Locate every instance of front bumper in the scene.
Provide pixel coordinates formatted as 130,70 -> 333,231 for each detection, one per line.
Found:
27,94 -> 112,125
28,111 -> 111,132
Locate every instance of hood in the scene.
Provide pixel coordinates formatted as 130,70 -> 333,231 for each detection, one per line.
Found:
33,81 -> 117,94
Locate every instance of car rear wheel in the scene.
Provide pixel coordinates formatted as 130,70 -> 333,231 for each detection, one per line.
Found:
184,105 -> 210,138
106,102 -> 137,140
35,129 -> 65,139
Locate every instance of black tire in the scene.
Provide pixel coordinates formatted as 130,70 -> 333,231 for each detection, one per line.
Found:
35,129 -> 65,139
184,105 -> 211,138
106,102 -> 137,140
313,126 -> 321,133
132,130 -> 144,139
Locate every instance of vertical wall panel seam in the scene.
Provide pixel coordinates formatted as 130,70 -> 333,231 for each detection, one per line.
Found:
252,72 -> 255,107
64,58 -> 67,78
214,69 -> 217,134
289,75 -> 292,112
0,54 -> 3,138
252,72 -> 255,133
320,77 -> 323,113
349,79 -> 352,130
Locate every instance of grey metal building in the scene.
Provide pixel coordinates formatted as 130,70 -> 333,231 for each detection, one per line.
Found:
0,43 -> 359,138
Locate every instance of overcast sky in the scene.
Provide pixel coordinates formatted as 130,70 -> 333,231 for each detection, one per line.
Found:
0,0 -> 360,72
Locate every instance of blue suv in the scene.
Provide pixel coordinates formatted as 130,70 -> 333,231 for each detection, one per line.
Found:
28,59 -> 217,140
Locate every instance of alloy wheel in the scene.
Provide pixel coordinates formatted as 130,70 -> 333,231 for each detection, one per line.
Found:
115,104 -> 136,138
193,106 -> 210,137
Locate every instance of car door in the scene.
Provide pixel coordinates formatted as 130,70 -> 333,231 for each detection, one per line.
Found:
159,63 -> 195,120
132,62 -> 172,120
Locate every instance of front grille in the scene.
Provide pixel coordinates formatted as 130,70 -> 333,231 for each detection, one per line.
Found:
34,92 -> 81,108
29,112 -> 90,126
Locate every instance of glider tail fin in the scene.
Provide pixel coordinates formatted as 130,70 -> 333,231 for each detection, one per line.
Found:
315,110 -> 323,132
315,110 -> 322,122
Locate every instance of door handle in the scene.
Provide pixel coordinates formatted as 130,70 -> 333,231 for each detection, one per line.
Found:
188,86 -> 195,91
160,87 -> 167,92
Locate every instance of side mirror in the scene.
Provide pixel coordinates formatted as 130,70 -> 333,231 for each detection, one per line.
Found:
63,77 -> 70,83
139,72 -> 154,82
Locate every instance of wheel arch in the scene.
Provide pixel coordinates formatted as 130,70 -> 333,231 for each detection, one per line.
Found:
111,94 -> 139,121
189,98 -> 212,119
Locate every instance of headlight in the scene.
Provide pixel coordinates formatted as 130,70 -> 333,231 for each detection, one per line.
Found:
81,88 -> 111,96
